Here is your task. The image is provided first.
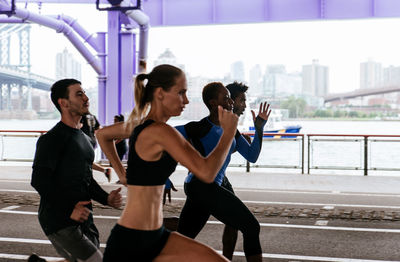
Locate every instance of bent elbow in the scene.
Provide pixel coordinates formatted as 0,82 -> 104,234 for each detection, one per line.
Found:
198,175 -> 214,184
195,168 -> 215,184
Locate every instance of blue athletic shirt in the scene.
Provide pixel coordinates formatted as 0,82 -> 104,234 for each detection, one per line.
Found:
175,116 -> 266,185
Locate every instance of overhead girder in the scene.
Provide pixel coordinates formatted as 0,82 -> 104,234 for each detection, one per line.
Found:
141,0 -> 400,26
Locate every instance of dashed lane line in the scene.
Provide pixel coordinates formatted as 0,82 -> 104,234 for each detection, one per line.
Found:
1,210 -> 400,233
1,205 -> 20,210
171,197 -> 400,209
0,189 -> 37,193
0,239 -> 396,262
1,186 -> 400,198
0,189 -> 399,209
0,253 -> 62,261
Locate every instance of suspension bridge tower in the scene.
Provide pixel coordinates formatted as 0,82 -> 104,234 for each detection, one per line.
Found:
0,24 -> 34,118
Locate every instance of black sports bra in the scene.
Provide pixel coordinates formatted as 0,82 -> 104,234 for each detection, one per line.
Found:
126,119 -> 177,186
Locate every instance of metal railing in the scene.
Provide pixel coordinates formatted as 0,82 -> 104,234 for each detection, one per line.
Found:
1,130 -> 400,176
308,134 -> 400,176
238,132 -> 305,173
0,130 -> 45,162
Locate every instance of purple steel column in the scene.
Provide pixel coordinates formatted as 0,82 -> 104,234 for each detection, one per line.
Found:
97,32 -> 107,124
120,30 -> 136,117
105,11 -> 121,125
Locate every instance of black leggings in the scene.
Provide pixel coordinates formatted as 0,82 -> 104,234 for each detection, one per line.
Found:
177,178 -> 262,257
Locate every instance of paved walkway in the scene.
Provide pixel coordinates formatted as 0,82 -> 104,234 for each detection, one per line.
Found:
1,165 -> 400,194
1,165 -> 400,221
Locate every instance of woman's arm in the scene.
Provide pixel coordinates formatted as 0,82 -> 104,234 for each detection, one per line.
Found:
96,121 -> 135,185
140,107 -> 238,183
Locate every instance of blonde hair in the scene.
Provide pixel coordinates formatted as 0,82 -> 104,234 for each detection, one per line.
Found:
128,64 -> 183,125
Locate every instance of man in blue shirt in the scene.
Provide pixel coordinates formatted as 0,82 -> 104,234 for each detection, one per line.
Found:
176,82 -> 270,262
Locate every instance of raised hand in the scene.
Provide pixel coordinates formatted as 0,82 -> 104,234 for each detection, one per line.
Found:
108,187 -> 123,208
251,102 -> 271,122
70,200 -> 91,223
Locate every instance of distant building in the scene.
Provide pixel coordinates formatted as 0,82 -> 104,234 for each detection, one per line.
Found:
153,48 -> 185,71
302,59 -> 329,97
249,64 -> 262,96
55,48 -> 82,80
360,60 -> 382,89
263,65 -> 301,98
230,61 -> 245,82
383,65 -> 400,86
266,64 -> 286,74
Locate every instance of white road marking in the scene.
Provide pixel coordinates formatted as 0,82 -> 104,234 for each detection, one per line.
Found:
0,250 -> 395,262
1,205 -> 20,210
1,210 -> 399,233
0,237 -> 106,248
171,197 -> 400,209
0,189 -> 36,193
3,188 -> 399,209
206,221 -> 400,233
315,220 -> 329,226
0,253 -> 63,261
1,185 -> 400,198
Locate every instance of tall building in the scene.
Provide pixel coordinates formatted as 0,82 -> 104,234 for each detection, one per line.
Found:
302,59 -> 329,97
263,65 -> 301,98
360,60 -> 382,89
153,48 -> 185,71
249,64 -> 262,96
55,48 -> 82,80
230,61 -> 245,82
266,64 -> 286,74
383,65 -> 400,86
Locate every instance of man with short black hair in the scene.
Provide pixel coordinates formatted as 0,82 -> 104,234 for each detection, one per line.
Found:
30,79 -> 122,262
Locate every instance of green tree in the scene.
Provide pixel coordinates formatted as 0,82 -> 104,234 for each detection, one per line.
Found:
281,96 -> 307,118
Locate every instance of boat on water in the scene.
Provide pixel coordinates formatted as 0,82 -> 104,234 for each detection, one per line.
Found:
238,108 -> 302,138
249,125 -> 302,138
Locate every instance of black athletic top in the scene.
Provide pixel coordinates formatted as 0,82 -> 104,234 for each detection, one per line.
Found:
126,119 -> 177,186
31,121 -> 109,235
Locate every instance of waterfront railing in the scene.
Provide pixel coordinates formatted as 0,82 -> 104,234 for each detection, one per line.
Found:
0,130 -> 46,162
1,130 -> 400,176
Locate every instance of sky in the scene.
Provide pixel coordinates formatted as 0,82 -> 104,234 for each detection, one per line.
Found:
12,2 -> 400,94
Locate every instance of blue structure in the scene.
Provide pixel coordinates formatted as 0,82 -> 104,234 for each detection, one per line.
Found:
2,0 -> 400,123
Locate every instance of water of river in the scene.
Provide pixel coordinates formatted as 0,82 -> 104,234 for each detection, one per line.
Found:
1,119 -> 399,176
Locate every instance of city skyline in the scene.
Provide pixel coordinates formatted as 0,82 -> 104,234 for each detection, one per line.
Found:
13,3 -> 400,94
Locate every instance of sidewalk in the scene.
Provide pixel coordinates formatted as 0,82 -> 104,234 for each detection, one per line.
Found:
1,165 -> 399,195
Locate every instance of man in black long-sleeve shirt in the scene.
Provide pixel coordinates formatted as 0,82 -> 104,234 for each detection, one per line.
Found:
31,79 -> 122,262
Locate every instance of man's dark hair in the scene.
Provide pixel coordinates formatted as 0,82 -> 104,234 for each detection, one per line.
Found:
202,82 -> 225,110
114,114 -> 125,122
50,79 -> 81,113
225,81 -> 248,100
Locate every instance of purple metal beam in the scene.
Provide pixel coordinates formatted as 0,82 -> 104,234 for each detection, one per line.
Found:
142,0 -> 400,27
0,17 -> 26,23
120,31 -> 135,117
18,0 -> 110,3
50,14 -> 102,52
0,2 -> 103,75
104,11 -> 120,125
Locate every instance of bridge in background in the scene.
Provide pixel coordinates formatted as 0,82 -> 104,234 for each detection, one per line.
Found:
0,24 -> 54,112
4,1 -> 400,122
324,86 -> 400,103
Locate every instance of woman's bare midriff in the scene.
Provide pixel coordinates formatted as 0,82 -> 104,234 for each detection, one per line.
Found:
118,185 -> 165,230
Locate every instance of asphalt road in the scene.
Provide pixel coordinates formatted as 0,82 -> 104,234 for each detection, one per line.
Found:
0,180 -> 400,261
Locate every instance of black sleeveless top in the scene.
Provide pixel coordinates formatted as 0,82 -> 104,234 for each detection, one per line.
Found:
126,119 -> 177,186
